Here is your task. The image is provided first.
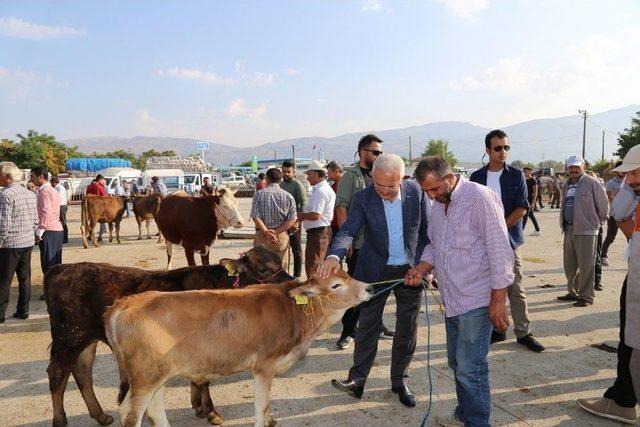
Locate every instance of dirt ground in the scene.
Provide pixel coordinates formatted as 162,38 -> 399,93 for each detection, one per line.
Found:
0,198 -> 634,426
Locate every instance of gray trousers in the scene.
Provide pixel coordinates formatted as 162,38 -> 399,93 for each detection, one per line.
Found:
505,247 -> 531,338
348,264 -> 423,388
631,349 -> 640,420
563,225 -> 597,302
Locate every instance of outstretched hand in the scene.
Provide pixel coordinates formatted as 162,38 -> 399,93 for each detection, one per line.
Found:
316,257 -> 341,279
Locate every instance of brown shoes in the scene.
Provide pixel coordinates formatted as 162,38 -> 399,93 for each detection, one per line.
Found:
577,397 -> 637,424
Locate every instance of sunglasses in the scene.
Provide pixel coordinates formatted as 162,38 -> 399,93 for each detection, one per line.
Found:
363,148 -> 383,156
492,145 -> 511,152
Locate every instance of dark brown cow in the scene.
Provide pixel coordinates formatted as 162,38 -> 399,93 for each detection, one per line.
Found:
80,194 -> 126,248
44,247 -> 292,427
132,194 -> 163,242
157,188 -> 245,269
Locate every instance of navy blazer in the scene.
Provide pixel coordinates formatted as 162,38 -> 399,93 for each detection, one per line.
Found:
470,164 -> 529,249
327,180 -> 429,283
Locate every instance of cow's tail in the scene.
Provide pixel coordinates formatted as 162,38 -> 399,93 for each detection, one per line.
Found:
80,196 -> 88,248
104,305 -> 130,404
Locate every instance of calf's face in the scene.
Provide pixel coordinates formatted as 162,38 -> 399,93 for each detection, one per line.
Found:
220,247 -> 293,282
214,188 -> 245,229
289,270 -> 372,308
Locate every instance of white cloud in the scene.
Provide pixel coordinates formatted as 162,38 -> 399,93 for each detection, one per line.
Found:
248,72 -> 276,87
225,99 -> 268,120
0,16 -> 84,39
434,0 -> 489,19
234,60 -> 246,77
362,0 -> 391,12
450,58 -> 539,91
156,67 -> 235,85
285,67 -> 300,76
0,67 -> 66,101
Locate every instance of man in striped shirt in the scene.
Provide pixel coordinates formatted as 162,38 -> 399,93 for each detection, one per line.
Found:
0,162 -> 38,322
405,157 -> 514,427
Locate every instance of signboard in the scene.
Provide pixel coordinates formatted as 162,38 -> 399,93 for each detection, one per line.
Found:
251,155 -> 258,172
195,141 -> 210,151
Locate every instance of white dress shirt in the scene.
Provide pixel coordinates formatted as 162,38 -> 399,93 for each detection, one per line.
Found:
303,180 -> 335,230
55,183 -> 68,206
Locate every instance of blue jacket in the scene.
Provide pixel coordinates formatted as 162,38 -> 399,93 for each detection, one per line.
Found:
327,180 -> 430,283
470,164 -> 529,249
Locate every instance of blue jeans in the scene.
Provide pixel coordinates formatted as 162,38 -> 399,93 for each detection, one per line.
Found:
445,306 -> 493,427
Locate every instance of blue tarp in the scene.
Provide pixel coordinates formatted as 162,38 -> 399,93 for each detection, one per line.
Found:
65,158 -> 132,172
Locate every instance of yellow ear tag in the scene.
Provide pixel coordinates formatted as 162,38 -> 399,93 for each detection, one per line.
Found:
224,263 -> 239,276
295,295 -> 309,305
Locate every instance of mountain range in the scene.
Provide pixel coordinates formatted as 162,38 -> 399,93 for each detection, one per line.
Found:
63,104 -> 639,167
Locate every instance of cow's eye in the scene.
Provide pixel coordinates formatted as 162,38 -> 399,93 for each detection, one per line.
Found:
331,283 -> 341,289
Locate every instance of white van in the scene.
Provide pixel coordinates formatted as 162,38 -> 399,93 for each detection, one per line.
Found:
221,174 -> 246,189
142,169 -> 185,194
96,167 -> 142,195
184,172 -> 212,195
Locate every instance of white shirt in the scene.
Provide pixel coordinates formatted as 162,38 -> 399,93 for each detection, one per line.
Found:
115,184 -> 125,196
55,183 -> 68,206
303,180 -> 335,230
486,170 -> 503,200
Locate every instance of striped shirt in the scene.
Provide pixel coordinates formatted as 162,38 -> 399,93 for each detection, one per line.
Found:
0,183 -> 38,248
421,176 -> 514,318
250,183 -> 297,229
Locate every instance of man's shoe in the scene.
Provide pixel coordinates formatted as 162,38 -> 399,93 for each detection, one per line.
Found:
336,336 -> 352,350
557,294 -> 578,301
595,284 -> 604,291
530,230 -> 541,236
381,324 -> 395,338
331,378 -> 364,399
577,397 -> 637,424
0,317 -> 5,324
490,330 -> 506,344
12,312 -> 29,320
517,334 -> 545,352
391,385 -> 416,407
435,415 -> 464,426
601,257 -> 610,266
39,294 -> 46,301
574,299 -> 594,307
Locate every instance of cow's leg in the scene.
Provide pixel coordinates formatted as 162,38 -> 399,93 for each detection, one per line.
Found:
115,220 -> 121,244
201,383 -> 224,425
48,356 -> 72,427
200,253 -> 210,266
253,370 -> 276,427
146,219 -> 151,239
136,216 -> 143,240
119,387 -> 154,427
166,242 -> 174,270
108,222 -> 114,243
185,248 -> 197,267
90,220 -> 99,248
72,342 -> 113,425
145,386 -> 169,427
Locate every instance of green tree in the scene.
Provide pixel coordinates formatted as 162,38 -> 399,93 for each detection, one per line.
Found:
13,130 -> 73,174
0,138 -> 16,161
615,111 -> 640,158
537,160 -> 565,172
421,139 -> 457,168
237,160 -> 252,167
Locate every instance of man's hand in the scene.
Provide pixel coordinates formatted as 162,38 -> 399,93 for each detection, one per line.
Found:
262,229 -> 278,244
404,262 -> 432,287
289,222 -> 299,233
488,288 -> 509,332
316,257 -> 341,279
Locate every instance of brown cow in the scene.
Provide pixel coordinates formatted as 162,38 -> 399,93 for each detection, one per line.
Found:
132,194 -> 163,242
157,188 -> 245,269
105,270 -> 372,427
44,247 -> 293,427
80,194 -> 126,248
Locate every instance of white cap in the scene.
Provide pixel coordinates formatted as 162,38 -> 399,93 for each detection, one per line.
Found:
305,160 -> 327,173
611,145 -> 640,173
566,155 -> 585,167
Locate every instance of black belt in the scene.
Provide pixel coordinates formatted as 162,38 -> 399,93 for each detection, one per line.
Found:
307,226 -> 331,233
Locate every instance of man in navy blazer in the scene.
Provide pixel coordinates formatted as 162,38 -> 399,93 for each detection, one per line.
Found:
317,153 -> 429,407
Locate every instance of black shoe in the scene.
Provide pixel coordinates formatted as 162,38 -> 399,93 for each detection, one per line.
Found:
381,324 -> 395,338
331,378 -> 364,399
0,317 -> 5,324
490,330 -> 506,344
573,300 -> 593,307
595,284 -> 603,291
336,336 -> 353,350
557,294 -> 578,301
12,312 -> 29,320
39,294 -> 46,301
392,385 -> 416,407
516,334 -> 545,352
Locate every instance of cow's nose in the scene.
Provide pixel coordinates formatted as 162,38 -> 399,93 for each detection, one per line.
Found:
365,285 -> 373,294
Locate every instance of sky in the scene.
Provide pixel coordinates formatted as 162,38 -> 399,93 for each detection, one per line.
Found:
1,0 -> 639,147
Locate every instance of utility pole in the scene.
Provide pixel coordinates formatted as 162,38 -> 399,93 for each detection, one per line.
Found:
273,149 -> 277,161
408,136 -> 412,166
601,130 -> 605,160
292,145 -> 295,161
578,109 -> 588,159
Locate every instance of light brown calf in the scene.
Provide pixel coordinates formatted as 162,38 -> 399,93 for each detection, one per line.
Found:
105,270 -> 371,427
80,195 -> 126,248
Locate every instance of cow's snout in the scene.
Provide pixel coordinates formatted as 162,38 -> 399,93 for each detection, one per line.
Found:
232,217 -> 245,228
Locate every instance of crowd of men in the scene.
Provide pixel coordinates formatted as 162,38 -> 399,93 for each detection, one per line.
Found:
1,130 -> 639,426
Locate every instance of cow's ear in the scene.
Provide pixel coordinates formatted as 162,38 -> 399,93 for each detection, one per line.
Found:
289,284 -> 319,300
217,188 -> 227,197
220,258 -> 247,274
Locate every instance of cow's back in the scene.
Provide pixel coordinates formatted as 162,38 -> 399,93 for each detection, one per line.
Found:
85,195 -> 125,222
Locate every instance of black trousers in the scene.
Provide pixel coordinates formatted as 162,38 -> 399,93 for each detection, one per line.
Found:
600,216 -> 619,259
39,230 -> 63,276
522,208 -> 540,231
603,277 -> 637,407
289,227 -> 303,278
348,264 -> 422,387
59,205 -> 69,243
536,190 -> 544,208
0,247 -> 33,319
594,226 -> 603,287
339,249 -> 360,339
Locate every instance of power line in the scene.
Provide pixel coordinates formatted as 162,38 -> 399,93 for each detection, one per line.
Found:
585,117 -> 620,135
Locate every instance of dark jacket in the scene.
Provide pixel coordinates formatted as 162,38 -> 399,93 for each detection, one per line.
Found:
470,164 -> 529,249
327,180 -> 429,283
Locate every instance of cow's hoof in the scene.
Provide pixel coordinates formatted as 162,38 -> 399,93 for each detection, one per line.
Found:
147,236 -> 152,240
52,414 -> 68,427
137,236 -> 142,240
267,418 -> 277,427
207,412 -> 224,425
195,408 -> 207,419
95,413 -> 114,425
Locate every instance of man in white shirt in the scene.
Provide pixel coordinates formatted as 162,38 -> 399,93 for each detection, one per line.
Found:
301,160 -> 336,277
51,177 -> 69,244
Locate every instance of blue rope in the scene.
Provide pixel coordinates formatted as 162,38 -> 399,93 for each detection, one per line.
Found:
419,280 -> 433,427
366,279 -> 405,300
